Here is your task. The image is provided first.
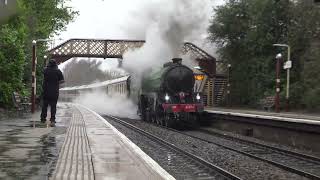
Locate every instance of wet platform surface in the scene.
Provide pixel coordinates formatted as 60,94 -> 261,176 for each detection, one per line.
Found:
0,103 -> 173,180
205,107 -> 320,125
0,104 -> 71,180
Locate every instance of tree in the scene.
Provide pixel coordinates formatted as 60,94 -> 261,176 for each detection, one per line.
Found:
288,1 -> 320,110
0,0 -> 77,108
0,24 -> 26,106
20,0 -> 77,96
209,0 -> 320,111
209,0 -> 289,106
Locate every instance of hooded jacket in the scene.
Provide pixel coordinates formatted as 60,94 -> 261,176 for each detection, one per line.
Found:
42,61 -> 64,100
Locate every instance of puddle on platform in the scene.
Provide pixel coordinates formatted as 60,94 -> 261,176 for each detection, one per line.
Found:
0,111 -> 71,179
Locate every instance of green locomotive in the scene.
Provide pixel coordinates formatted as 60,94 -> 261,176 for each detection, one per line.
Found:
138,58 -> 204,127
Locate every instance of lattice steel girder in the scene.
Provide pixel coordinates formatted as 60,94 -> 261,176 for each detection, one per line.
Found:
48,38 -> 225,77
49,39 -> 145,63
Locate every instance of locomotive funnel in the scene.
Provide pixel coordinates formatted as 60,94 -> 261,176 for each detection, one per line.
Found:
172,58 -> 182,64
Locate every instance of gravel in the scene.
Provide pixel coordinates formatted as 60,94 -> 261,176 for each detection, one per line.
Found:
184,130 -> 320,178
105,116 -> 309,180
202,127 -> 320,158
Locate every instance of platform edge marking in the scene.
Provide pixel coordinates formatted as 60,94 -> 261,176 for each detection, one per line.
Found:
76,103 -> 176,180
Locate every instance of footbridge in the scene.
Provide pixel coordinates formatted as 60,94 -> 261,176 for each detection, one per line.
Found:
48,39 -> 227,77
48,39 -> 228,106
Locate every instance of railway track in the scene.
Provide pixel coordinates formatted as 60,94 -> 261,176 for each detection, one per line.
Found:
105,115 -> 241,180
109,116 -> 320,180
198,128 -> 320,162
169,126 -> 320,180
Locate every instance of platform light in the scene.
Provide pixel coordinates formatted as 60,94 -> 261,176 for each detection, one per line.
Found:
276,53 -> 282,60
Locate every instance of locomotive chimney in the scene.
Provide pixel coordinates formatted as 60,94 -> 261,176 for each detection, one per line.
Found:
172,58 -> 182,64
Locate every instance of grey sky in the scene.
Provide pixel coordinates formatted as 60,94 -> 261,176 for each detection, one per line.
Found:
56,0 -> 225,41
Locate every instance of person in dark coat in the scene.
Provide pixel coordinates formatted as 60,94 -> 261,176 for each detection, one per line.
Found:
40,59 -> 64,125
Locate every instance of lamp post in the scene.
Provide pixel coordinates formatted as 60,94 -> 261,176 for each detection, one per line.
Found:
43,55 -> 48,67
31,39 -> 54,113
273,44 -> 291,111
31,40 -> 37,113
275,53 -> 282,113
227,64 -> 232,107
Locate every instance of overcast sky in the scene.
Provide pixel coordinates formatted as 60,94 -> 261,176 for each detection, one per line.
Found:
56,0 -> 225,69
56,0 -> 224,41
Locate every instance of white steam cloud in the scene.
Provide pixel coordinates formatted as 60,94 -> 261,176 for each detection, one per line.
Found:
67,0 -> 212,118
123,0 -> 210,88
73,90 -> 138,119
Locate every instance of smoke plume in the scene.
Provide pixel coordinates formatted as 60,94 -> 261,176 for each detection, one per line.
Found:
122,0 -> 210,89
63,0 -> 212,118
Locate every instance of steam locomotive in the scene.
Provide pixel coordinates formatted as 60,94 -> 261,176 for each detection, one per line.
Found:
60,58 -> 204,127
138,58 -> 204,127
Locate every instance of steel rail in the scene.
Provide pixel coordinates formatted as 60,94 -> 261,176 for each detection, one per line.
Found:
161,125 -> 320,180
198,127 -> 320,163
105,115 -> 242,180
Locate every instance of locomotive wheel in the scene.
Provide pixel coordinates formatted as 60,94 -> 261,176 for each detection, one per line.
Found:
155,103 -> 164,126
157,115 -> 164,125
151,113 -> 156,123
141,109 -> 147,121
141,112 -> 146,121
159,115 -> 164,126
156,111 -> 163,125
155,111 -> 163,126
164,113 -> 174,128
145,109 -> 151,122
139,95 -> 148,121
160,114 -> 166,126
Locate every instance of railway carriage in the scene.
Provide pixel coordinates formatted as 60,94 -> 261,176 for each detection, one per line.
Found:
59,76 -> 131,101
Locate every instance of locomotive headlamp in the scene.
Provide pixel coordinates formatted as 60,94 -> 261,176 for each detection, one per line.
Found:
196,93 -> 201,100
165,94 -> 170,101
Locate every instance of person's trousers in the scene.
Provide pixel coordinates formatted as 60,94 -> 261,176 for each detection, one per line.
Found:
40,98 -> 58,121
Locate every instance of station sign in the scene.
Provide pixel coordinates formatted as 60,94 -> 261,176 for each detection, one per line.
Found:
283,60 -> 292,69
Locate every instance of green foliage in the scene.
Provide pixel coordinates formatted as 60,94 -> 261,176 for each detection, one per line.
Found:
20,0 -> 78,96
0,23 -> 26,107
0,0 -> 77,108
209,0 -> 320,111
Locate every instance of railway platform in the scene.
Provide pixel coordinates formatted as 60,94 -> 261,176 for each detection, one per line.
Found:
205,107 -> 320,125
0,103 -> 173,180
204,107 -> 320,153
